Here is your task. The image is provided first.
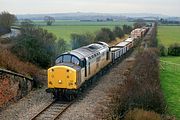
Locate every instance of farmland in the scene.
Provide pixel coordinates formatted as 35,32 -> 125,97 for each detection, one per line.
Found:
33,20 -> 133,42
157,26 -> 180,47
158,25 -> 180,119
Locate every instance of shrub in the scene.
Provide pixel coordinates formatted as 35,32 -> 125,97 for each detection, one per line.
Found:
55,38 -> 69,56
125,108 -> 161,120
95,28 -> 115,42
0,48 -> 41,78
158,44 -> 167,56
11,19 -> 57,68
123,25 -> 132,34
71,32 -> 95,49
168,43 -> 180,56
113,26 -> 124,38
0,48 -> 47,86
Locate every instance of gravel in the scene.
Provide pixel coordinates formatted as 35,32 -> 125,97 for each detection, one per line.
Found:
0,87 -> 53,120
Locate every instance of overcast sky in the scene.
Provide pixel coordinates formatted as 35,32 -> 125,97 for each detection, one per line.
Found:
0,0 -> 180,16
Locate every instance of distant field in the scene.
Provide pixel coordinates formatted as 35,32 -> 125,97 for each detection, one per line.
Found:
42,25 -> 115,41
158,25 -> 180,119
33,20 -> 133,42
157,26 -> 180,47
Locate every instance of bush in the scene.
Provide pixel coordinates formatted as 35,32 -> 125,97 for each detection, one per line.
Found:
158,44 -> 167,56
123,24 -> 132,34
113,26 -> 124,38
95,28 -> 115,42
168,43 -> 180,56
55,38 -> 69,56
125,108 -> 161,120
0,48 -> 40,78
71,32 -> 95,49
11,19 -> 57,68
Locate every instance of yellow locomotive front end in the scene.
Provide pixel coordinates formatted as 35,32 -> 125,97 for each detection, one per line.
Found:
48,66 -> 77,89
46,53 -> 83,100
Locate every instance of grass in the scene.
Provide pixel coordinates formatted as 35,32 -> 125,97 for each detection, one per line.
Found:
158,25 -> 180,119
161,56 -> 180,64
32,20 -> 133,42
157,26 -> 180,47
160,58 -> 180,119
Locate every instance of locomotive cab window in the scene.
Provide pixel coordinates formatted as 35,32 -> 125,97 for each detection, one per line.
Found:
72,56 -> 79,65
56,54 -> 81,66
55,56 -> 63,64
63,55 -> 71,63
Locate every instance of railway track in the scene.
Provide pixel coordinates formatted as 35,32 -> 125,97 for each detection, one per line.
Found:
31,100 -> 74,120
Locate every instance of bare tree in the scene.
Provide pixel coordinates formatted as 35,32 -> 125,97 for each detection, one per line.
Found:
0,11 -> 17,34
44,16 -> 55,26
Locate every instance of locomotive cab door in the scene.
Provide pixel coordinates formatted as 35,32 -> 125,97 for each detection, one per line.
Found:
84,58 -> 88,77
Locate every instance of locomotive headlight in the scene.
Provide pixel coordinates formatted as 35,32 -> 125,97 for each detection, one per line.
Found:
58,80 -> 62,84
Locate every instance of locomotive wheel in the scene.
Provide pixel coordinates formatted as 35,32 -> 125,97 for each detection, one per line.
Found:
53,89 -> 59,99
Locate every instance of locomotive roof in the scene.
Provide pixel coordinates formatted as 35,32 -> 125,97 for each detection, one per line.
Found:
63,42 -> 109,60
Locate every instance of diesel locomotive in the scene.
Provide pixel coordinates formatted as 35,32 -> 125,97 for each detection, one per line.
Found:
46,27 -> 149,100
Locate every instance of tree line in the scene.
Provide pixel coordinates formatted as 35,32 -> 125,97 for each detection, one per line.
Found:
159,18 -> 180,25
71,25 -> 132,49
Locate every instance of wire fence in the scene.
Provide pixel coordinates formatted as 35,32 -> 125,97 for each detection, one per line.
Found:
160,60 -> 180,73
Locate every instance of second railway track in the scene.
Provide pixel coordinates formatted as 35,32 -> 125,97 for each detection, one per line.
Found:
31,100 -> 74,120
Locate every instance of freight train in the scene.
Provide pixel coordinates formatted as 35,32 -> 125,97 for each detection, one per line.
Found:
46,27 -> 149,100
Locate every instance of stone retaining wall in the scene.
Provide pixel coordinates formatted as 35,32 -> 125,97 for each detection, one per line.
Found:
0,73 -> 33,109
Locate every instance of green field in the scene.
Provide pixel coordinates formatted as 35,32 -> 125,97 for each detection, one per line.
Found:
157,26 -> 180,47
42,25 -> 115,41
33,20 -> 133,42
160,57 -> 180,119
158,25 -> 180,119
